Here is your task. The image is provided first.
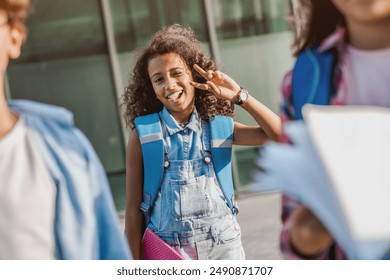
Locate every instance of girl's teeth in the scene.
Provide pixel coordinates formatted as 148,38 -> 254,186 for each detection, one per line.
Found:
168,91 -> 181,100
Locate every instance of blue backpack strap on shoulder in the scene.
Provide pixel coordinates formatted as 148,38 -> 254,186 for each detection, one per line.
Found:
209,115 -> 237,214
134,113 -> 164,221
292,46 -> 336,120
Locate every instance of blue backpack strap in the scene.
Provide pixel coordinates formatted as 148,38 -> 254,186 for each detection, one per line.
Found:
134,113 -> 164,222
292,46 -> 336,120
209,115 -> 237,214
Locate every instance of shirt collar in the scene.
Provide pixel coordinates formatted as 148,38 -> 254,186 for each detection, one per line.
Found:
159,107 -> 201,135
318,28 -> 346,53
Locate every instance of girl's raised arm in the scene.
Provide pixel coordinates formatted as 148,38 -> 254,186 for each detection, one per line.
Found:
190,64 -> 281,145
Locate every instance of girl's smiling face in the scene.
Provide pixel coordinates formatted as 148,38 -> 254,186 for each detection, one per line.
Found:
148,52 -> 195,122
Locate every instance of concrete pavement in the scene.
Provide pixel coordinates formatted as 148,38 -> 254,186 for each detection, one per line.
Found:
236,192 -> 283,259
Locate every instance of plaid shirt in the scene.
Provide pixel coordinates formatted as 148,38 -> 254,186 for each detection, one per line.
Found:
279,29 -> 348,259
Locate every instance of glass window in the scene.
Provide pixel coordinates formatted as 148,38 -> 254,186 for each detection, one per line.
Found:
233,147 -> 261,187
109,175 -> 127,211
8,0 -> 126,177
110,0 -> 208,52
18,1 -> 107,62
213,0 -> 291,39
109,0 -> 210,91
211,0 -> 294,190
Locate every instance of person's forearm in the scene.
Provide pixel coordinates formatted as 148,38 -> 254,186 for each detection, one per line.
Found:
240,95 -> 281,142
125,211 -> 144,259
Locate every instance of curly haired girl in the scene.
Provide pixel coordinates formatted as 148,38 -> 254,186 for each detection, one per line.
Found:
123,24 -> 280,260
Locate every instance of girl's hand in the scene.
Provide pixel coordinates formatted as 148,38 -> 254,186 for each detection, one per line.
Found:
290,206 -> 333,257
190,64 -> 241,102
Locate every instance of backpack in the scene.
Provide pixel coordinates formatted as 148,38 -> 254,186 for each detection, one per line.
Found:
135,113 -> 237,223
291,46 -> 337,120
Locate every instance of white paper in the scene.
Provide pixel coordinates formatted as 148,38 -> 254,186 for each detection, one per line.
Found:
303,105 -> 390,241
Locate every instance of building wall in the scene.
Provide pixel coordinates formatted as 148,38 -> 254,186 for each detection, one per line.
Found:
218,32 -> 294,188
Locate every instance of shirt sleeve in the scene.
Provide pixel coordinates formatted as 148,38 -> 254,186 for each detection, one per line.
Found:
76,129 -> 132,260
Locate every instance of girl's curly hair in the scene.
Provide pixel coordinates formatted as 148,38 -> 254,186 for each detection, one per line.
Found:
122,24 -> 234,129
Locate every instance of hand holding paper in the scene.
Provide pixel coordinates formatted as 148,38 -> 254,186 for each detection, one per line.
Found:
256,105 -> 390,259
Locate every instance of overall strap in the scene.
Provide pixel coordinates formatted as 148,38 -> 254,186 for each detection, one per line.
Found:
134,113 -> 164,222
292,47 -> 336,120
209,115 -> 237,214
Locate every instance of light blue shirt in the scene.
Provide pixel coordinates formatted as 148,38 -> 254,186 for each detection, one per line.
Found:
9,100 -> 131,260
159,107 -> 206,161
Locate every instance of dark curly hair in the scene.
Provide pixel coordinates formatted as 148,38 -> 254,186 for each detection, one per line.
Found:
122,24 -> 234,129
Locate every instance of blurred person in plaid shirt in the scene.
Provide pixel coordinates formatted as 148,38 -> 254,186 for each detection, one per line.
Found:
279,0 -> 390,259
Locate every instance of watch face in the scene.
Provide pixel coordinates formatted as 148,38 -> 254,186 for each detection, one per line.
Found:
239,90 -> 248,102
234,88 -> 249,105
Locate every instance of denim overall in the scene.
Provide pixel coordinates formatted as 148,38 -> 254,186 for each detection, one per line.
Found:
148,108 -> 245,260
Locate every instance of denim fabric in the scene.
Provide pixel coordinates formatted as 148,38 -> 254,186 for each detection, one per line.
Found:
148,107 -> 245,260
8,100 -> 131,260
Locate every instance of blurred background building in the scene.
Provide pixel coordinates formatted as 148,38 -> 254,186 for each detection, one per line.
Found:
6,0 -> 294,211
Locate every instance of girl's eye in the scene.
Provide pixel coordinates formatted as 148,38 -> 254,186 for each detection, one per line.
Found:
172,71 -> 182,76
154,77 -> 163,84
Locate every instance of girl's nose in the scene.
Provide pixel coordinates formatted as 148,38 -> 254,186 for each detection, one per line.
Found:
166,78 -> 177,90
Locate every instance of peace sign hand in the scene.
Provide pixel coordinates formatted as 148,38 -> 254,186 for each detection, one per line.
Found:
190,64 -> 241,102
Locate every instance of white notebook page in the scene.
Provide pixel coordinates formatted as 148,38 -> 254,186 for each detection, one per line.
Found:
303,105 -> 390,241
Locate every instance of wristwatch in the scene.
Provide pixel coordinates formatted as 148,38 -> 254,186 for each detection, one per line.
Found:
234,88 -> 249,105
